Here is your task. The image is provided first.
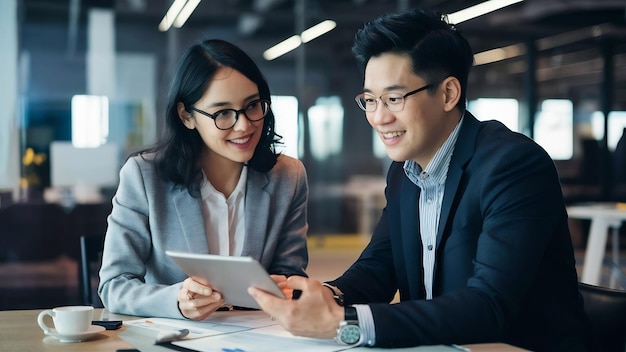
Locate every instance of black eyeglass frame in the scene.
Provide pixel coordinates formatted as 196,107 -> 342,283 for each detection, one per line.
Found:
189,99 -> 271,130
355,84 -> 434,112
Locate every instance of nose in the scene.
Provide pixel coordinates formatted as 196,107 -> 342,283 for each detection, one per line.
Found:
367,103 -> 393,126
232,111 -> 253,131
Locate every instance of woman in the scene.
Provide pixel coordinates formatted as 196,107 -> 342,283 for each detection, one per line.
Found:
98,39 -> 309,320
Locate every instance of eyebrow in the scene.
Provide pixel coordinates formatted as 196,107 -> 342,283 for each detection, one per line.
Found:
202,93 -> 261,110
363,84 -> 407,94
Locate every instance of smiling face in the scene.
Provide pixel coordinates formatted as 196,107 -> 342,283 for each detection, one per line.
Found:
178,67 -> 264,169
363,53 -> 461,167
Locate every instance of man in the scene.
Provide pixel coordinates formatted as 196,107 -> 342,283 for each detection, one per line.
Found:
249,9 -> 591,351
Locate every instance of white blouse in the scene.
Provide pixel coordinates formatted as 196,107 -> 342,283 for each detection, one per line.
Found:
200,167 -> 247,256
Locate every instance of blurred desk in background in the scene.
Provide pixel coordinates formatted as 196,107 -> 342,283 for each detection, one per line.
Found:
310,176 -> 386,236
567,203 -> 626,287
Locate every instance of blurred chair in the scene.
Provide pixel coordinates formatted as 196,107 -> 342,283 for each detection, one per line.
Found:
0,190 -> 13,209
65,203 -> 112,260
579,282 -> 626,352
0,203 -> 65,262
614,127 -> 626,186
79,235 -> 105,307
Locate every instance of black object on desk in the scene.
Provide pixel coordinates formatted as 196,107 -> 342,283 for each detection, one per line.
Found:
93,320 -> 122,330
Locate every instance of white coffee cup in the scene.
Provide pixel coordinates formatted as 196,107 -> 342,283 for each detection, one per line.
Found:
37,306 -> 94,335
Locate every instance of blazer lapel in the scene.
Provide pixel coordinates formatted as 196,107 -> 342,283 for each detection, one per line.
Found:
400,174 -> 425,298
241,169 -> 270,258
436,113 -> 480,248
172,186 -> 209,253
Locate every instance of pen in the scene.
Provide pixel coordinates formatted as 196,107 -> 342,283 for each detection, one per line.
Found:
217,305 -> 234,311
154,328 -> 190,344
450,345 -> 471,352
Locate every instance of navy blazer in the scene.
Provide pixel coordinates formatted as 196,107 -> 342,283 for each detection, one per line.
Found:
332,113 -> 591,351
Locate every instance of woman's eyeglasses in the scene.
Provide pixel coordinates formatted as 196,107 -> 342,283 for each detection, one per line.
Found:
190,99 -> 270,130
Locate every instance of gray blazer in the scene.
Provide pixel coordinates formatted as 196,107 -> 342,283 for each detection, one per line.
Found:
98,153 -> 309,318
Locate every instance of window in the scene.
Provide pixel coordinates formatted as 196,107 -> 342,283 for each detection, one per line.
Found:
271,95 -> 299,159
71,95 -> 109,148
591,111 -> 626,151
468,98 -> 519,132
308,96 -> 344,161
534,99 -> 573,160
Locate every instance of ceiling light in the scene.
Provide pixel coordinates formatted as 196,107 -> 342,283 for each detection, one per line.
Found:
474,44 -> 525,65
301,20 -> 336,43
158,0 -> 201,32
264,35 -> 302,61
264,20 -> 336,60
447,0 -> 523,24
473,23 -> 621,66
173,0 -> 200,28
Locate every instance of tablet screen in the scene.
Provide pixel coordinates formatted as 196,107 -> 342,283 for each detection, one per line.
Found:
165,251 -> 285,309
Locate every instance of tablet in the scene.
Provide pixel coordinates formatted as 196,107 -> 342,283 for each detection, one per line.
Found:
165,251 -> 284,309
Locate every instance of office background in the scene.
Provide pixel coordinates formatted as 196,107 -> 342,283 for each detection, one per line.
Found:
1,0 -> 626,309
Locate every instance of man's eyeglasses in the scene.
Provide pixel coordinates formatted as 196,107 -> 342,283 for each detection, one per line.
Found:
354,84 -> 433,112
190,99 -> 270,130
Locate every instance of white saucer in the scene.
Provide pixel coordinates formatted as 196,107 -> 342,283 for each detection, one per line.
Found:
44,325 -> 106,343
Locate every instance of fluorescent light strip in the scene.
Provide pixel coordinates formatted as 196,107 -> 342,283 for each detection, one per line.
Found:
173,0 -> 201,28
264,19 -> 337,60
264,35 -> 302,61
448,0 -> 524,24
158,0 -> 186,31
301,20 -> 336,43
473,22 -> 603,66
473,43 -> 525,65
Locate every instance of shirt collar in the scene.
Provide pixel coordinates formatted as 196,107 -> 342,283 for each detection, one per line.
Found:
201,166 -> 248,201
404,113 -> 464,185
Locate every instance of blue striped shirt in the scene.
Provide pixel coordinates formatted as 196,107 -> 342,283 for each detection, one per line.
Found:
355,116 -> 464,346
403,116 -> 463,299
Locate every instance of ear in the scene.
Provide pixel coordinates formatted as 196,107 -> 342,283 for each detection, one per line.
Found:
177,102 -> 195,130
441,77 -> 461,112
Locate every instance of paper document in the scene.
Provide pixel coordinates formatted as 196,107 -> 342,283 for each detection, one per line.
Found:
122,311 -> 465,352
174,326 -> 349,352
124,316 -> 251,339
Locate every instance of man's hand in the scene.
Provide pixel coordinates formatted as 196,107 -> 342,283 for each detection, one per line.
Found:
270,274 -> 293,299
248,276 -> 344,339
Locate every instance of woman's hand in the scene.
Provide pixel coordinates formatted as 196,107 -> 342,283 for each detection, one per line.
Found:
271,274 -> 294,299
178,277 -> 225,320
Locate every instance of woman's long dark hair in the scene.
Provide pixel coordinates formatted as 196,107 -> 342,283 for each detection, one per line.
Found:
136,39 -> 282,197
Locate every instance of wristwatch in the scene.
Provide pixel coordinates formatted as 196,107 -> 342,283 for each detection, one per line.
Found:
336,306 -> 361,345
322,283 -> 344,306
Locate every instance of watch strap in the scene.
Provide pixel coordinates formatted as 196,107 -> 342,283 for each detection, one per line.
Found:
344,305 -> 357,321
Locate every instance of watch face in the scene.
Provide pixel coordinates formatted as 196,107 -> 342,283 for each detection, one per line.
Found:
340,324 -> 361,345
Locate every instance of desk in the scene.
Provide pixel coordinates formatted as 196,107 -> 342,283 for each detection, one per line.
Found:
0,308 -> 527,351
0,308 -> 134,351
567,203 -> 626,286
